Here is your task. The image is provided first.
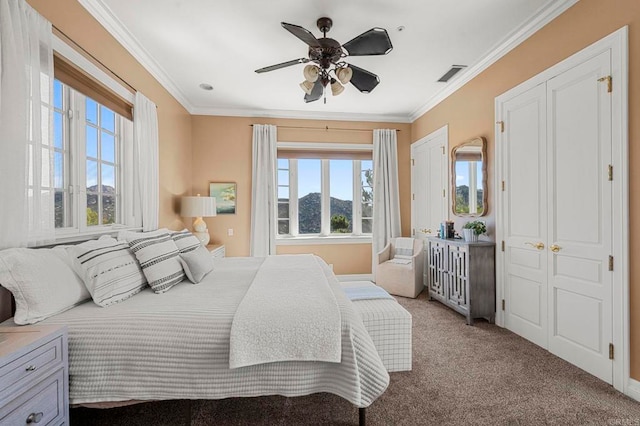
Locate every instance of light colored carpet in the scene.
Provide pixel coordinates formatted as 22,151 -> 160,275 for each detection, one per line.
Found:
71,292 -> 640,425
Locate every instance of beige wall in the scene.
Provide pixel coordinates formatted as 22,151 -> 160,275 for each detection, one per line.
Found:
28,0 -> 192,230
411,0 -> 640,379
191,116 -> 411,274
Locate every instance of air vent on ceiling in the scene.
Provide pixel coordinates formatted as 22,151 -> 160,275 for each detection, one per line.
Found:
438,65 -> 467,83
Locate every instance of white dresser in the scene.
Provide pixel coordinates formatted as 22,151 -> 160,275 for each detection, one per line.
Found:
207,244 -> 226,258
0,325 -> 68,425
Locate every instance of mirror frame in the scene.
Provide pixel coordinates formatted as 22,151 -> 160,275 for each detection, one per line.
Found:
451,136 -> 488,217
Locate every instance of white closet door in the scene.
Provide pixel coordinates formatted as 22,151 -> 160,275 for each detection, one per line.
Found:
546,50 -> 613,383
501,83 -> 548,348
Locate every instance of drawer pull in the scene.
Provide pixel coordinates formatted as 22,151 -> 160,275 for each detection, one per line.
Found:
26,412 -> 43,424
25,365 -> 37,372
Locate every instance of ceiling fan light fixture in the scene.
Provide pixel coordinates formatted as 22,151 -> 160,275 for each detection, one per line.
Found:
336,66 -> 353,84
300,80 -> 315,95
303,64 -> 319,82
330,78 -> 344,96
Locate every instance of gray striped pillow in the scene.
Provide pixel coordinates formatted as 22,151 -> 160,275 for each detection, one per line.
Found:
126,231 -> 185,293
171,229 -> 202,254
69,236 -> 147,307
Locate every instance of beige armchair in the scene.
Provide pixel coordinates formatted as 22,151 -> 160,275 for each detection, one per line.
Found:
375,238 -> 425,298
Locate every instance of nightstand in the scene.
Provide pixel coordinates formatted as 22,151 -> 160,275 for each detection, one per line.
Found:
0,325 -> 68,425
207,244 -> 226,258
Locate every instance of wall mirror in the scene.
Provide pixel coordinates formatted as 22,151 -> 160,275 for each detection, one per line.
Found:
452,136 -> 487,217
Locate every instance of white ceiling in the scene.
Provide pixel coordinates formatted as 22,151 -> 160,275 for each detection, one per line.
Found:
79,0 -> 576,122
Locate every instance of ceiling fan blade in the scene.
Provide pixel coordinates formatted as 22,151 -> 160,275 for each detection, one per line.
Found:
255,58 -> 309,73
343,28 -> 393,56
281,22 -> 321,48
304,80 -> 324,103
348,64 -> 380,93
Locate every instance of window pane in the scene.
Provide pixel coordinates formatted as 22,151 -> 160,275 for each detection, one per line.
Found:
54,80 -> 63,109
278,219 -> 290,235
278,202 -> 289,219
86,160 -> 98,189
102,131 -> 115,163
86,126 -> 98,158
102,163 -> 115,188
362,218 -> 373,234
362,202 -> 373,218
86,201 -> 98,226
55,190 -> 64,228
86,98 -> 98,125
101,106 -> 115,132
54,151 -> 63,189
54,112 -> 63,149
102,195 -> 116,224
298,159 -> 321,234
330,160 -> 352,233
278,158 -> 289,169
278,169 -> 289,186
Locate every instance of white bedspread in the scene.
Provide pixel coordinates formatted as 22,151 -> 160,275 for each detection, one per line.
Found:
230,255 -> 341,368
4,257 -> 389,408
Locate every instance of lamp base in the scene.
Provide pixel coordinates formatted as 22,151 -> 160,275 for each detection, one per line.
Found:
192,231 -> 210,246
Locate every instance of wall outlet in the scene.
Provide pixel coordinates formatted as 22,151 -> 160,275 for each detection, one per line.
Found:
227,228 -> 234,236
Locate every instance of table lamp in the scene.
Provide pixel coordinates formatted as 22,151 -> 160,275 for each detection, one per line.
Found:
181,195 -> 217,246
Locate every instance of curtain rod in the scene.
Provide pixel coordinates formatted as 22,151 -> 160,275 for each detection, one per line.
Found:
52,25 -> 137,94
250,124 -> 400,132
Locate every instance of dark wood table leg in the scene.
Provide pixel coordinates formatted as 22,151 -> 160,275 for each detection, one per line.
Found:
359,407 -> 366,426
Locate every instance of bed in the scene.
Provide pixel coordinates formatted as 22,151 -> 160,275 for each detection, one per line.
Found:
1,254 -> 390,424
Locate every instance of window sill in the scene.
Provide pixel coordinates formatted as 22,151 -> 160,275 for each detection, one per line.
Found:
276,235 -> 372,246
52,225 -> 142,246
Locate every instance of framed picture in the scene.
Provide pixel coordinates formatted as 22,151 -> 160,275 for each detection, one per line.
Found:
209,182 -> 237,215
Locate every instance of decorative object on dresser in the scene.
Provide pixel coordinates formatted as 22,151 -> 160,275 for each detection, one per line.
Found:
375,237 -> 425,298
207,244 -> 226,258
426,237 -> 495,325
0,325 -> 68,425
209,182 -> 237,215
461,220 -> 487,243
181,194 -> 217,245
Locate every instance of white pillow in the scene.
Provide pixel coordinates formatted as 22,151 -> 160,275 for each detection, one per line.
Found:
123,230 -> 185,293
171,229 -> 202,254
68,236 -> 147,307
179,246 -> 214,283
0,247 -> 90,325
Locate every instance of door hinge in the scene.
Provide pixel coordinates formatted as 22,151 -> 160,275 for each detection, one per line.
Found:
412,193 -> 415,200
501,299 -> 505,311
609,343 -> 614,360
411,159 -> 415,166
598,75 -> 612,93
609,255 -> 614,271
441,146 -> 445,155
608,164 -> 613,181
496,121 -> 504,133
501,181 -> 505,191
501,240 -> 505,252
412,228 -> 415,236
442,189 -> 446,197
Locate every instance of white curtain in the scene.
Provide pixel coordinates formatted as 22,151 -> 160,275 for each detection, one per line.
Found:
133,92 -> 159,232
0,0 -> 54,249
250,124 -> 277,257
372,129 -> 402,275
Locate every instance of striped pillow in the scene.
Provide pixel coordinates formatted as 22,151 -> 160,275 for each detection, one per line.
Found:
125,231 -> 185,293
68,236 -> 147,307
171,229 -> 202,254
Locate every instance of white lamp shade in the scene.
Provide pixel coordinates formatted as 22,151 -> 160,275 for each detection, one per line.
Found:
181,196 -> 217,217
299,80 -> 314,95
336,67 -> 353,84
303,64 -> 319,82
330,79 -> 344,96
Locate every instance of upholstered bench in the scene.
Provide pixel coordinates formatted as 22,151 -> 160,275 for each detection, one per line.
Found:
341,281 -> 412,372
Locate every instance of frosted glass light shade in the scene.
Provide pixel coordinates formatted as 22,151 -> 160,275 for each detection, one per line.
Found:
181,196 -> 217,218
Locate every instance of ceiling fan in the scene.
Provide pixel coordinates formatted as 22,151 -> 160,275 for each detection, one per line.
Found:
255,17 -> 393,103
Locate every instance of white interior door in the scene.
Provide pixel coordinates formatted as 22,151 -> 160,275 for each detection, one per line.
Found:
546,50 -> 613,383
501,83 -> 549,348
411,127 -> 448,244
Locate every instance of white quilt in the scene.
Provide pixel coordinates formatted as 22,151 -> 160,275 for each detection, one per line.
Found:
230,254 -> 341,368
5,257 -> 389,408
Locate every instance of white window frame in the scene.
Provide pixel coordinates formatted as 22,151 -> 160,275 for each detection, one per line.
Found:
51,35 -> 139,243
276,142 -> 373,245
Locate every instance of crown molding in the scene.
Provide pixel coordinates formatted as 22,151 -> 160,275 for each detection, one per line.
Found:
408,0 -> 579,122
189,106 -> 412,123
78,0 -> 194,112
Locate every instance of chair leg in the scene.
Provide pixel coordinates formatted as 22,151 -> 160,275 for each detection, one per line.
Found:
359,407 -> 366,426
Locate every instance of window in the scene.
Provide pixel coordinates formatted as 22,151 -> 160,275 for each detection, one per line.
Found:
277,157 -> 373,238
52,78 -> 134,237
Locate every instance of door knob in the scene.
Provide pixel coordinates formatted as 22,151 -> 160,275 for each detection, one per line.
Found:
549,244 -> 561,253
525,242 -> 545,250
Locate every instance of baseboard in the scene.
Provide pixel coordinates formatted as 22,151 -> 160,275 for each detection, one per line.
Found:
336,274 -> 373,282
626,378 -> 640,402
